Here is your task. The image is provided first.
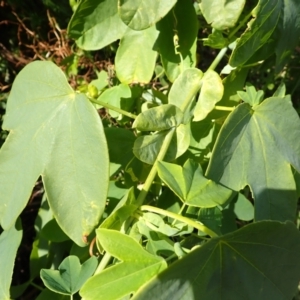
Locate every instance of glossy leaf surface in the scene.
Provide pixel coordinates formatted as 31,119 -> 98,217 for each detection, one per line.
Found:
119,0 -> 176,30
133,221 -> 300,300
80,229 -> 167,300
0,61 -> 109,246
207,96 -> 300,221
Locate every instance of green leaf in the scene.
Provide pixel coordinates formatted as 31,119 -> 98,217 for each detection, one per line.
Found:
41,256 -> 98,295
133,104 -> 183,131
133,124 -> 189,165
0,61 -> 109,246
275,0 -> 300,72
232,192 -> 254,221
193,70 -> 224,121
115,26 -> 159,84
40,219 -> 69,243
137,220 -> 175,256
0,221 -> 22,300
97,84 -> 132,118
133,221 -> 300,300
230,0 -> 282,67
168,68 -> 203,111
80,229 -> 167,300
67,0 -> 127,50
207,96 -> 300,221
203,29 -> 229,49
237,84 -> 264,106
118,0 -> 176,30
157,160 -> 233,207
200,0 -> 246,30
36,289 -> 69,300
154,0 -> 198,82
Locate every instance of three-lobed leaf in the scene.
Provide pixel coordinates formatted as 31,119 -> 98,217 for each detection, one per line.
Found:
157,159 -> 233,207
41,256 -> 98,295
80,229 -> 167,300
207,96 -> 300,221
0,61 -> 109,246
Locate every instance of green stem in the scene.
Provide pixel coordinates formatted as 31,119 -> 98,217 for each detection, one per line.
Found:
95,251 -> 113,274
140,205 -> 218,238
172,203 -> 186,225
208,47 -> 228,71
214,105 -> 235,111
30,282 -> 44,291
89,98 -> 137,119
136,128 -> 176,206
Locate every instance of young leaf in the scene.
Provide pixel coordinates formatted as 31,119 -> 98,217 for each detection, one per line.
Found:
157,159 -> 233,207
115,26 -> 159,84
132,104 -> 184,132
67,0 -> 127,50
193,70 -> 224,121
154,0 -> 198,82
133,221 -> 300,300
203,29 -> 229,49
118,0 -> 176,30
40,256 -> 98,295
133,124 -> 189,165
80,229 -> 167,300
200,0 -> 246,30
0,221 -> 22,300
206,96 -> 300,221
230,0 -> 282,67
237,84 -> 264,106
0,61 -> 109,246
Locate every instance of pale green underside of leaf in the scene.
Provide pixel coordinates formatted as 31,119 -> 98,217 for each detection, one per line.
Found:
115,26 -> 159,84
230,0 -> 282,67
118,0 -> 177,30
206,96 -> 300,221
200,0 -> 246,30
0,61 -> 109,246
133,124 -> 189,165
80,229 -> 167,300
133,104 -> 183,132
133,221 -> 300,300
68,0 -> 127,50
193,70 -> 224,121
0,222 -> 22,300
